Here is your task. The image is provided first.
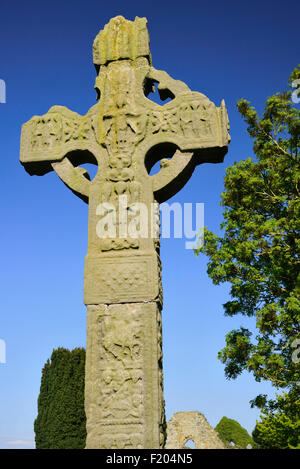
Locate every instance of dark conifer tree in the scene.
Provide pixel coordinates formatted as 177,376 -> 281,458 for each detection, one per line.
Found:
34,347 -> 86,449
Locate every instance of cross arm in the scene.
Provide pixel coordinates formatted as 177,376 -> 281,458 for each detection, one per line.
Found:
143,87 -> 230,202
20,105 -> 100,203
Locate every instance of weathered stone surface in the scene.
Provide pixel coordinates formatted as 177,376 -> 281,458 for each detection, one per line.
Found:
19,15 -> 230,449
20,16 -> 230,310
165,411 -> 226,449
93,16 -> 151,66
85,303 -> 165,449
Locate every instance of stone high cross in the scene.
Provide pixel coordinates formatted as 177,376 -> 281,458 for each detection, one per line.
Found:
20,16 -> 230,449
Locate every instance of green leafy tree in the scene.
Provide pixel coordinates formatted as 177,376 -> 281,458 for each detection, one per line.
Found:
195,66 -> 300,440
215,416 -> 255,448
252,390 -> 299,449
34,347 -> 86,449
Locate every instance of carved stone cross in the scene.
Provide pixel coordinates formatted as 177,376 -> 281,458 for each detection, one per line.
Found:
20,16 -> 230,449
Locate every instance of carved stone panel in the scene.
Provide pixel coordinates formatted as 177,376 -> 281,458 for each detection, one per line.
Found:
84,252 -> 161,305
85,302 -> 164,449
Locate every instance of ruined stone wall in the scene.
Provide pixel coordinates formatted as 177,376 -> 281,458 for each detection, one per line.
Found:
165,411 -> 225,449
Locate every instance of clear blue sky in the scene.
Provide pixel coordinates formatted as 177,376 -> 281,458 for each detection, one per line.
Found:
0,0 -> 299,449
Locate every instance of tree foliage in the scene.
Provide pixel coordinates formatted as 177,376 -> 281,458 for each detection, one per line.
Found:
195,66 -> 300,439
34,347 -> 86,449
252,390 -> 299,449
215,416 -> 255,449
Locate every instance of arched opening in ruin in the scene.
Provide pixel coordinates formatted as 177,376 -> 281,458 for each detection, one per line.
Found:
184,439 -> 196,449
